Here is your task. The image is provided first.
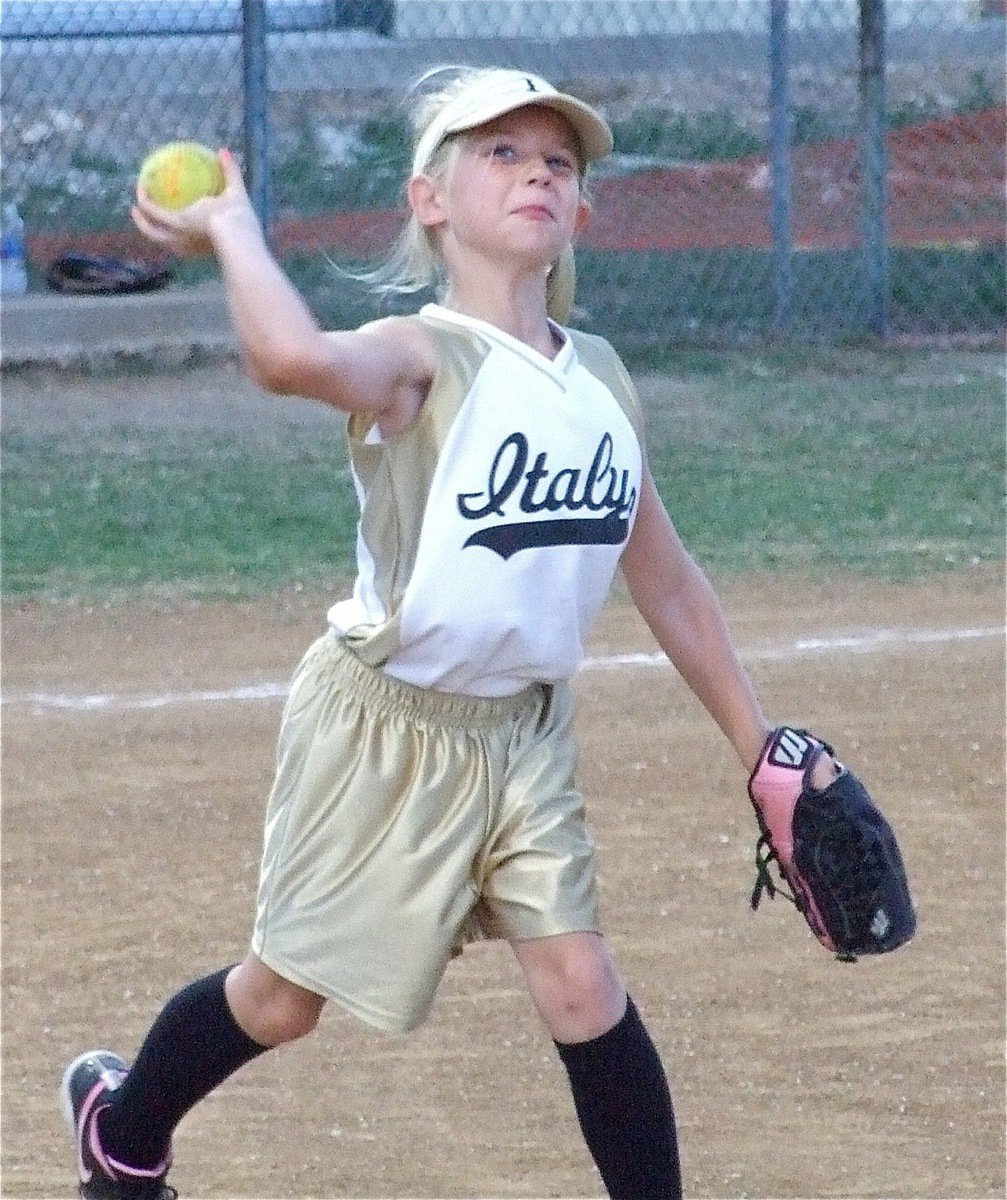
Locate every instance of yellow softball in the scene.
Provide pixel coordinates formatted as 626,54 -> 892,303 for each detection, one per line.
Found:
137,141 -> 225,210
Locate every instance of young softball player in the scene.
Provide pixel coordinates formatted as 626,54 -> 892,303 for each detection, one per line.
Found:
61,65 -> 834,1200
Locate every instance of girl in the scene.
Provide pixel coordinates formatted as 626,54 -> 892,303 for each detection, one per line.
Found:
62,65 -> 832,1200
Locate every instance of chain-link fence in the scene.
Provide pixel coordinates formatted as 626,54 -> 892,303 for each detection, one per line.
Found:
2,0 -> 1004,347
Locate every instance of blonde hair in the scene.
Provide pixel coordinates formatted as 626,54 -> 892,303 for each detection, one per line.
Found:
359,65 -> 588,323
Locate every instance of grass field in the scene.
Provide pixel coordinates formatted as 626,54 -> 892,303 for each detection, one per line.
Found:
2,346 -> 1003,600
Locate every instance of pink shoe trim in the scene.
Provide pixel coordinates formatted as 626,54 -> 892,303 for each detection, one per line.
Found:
88,1105 -> 172,1182
77,1087 -> 116,1184
105,1148 -> 173,1180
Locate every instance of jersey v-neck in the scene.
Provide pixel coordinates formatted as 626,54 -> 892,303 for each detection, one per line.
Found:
420,303 -> 576,386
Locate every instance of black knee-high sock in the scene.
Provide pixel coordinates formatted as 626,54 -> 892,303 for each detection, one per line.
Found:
555,997 -> 682,1200
98,966 -> 268,1169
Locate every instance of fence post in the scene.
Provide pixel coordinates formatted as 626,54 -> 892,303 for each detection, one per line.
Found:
859,0 -> 889,337
769,0 -> 793,333
242,0 -> 273,243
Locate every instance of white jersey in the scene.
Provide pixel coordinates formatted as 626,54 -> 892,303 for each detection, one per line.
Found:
327,304 -> 645,697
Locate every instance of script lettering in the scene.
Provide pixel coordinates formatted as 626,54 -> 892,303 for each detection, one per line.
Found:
457,431 -> 639,559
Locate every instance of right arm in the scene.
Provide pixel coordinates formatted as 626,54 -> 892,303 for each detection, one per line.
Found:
132,149 -> 433,432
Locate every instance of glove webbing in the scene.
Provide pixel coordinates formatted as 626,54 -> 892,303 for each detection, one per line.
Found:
750,832 -> 797,912
751,834 -> 859,962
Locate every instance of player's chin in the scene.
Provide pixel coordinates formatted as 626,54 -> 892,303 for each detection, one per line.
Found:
517,219 -> 574,253
505,225 -> 571,266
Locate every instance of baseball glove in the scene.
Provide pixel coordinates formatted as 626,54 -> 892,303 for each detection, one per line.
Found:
45,252 -> 173,296
747,726 -> 916,961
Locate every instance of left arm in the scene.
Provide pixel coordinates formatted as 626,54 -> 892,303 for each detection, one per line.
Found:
620,469 -> 771,772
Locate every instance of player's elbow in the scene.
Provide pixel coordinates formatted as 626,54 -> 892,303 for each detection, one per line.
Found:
243,353 -> 294,395
241,338 -> 314,397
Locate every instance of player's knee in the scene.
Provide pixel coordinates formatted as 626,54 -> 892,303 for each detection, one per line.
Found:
226,958 -> 324,1046
265,987 -> 323,1043
557,959 -> 623,1034
521,936 -> 626,1042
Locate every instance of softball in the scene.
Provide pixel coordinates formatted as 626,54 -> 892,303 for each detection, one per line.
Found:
137,141 -> 225,209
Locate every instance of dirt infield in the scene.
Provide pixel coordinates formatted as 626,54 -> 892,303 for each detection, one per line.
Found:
2,566 -> 1004,1199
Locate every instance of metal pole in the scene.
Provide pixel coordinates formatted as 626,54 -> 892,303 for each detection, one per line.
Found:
769,0 -> 793,334
859,0 -> 889,337
242,0 -> 273,243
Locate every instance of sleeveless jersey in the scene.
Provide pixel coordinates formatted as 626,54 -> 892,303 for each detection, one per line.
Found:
327,304 -> 645,697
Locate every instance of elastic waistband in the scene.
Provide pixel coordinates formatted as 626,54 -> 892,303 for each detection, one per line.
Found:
317,633 -> 543,730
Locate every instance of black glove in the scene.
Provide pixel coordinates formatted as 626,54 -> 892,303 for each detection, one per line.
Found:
747,726 -> 917,962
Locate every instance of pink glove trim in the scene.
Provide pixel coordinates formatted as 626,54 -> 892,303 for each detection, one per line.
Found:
748,728 -> 826,849
748,727 -> 836,950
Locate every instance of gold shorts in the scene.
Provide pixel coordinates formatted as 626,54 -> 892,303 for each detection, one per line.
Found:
251,634 -> 599,1032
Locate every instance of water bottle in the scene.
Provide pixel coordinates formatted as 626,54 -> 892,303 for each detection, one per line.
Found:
1,203 -> 29,297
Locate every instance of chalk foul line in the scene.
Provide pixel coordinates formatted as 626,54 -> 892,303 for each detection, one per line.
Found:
4,624 -> 1002,714
582,623 -> 1004,670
